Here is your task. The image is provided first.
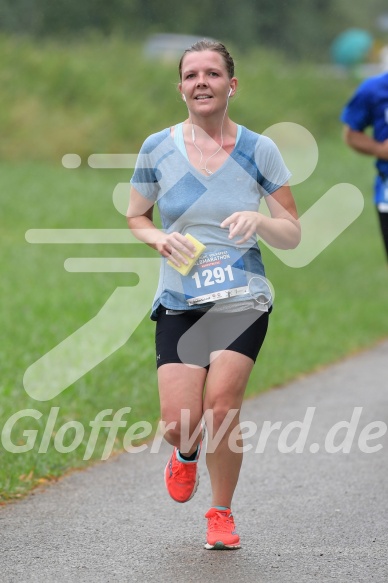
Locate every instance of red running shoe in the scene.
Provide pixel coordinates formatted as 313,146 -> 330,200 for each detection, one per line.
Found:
204,508 -> 241,550
164,444 -> 201,503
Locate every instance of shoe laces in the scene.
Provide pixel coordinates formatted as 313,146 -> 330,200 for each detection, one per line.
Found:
172,452 -> 197,483
207,510 -> 235,533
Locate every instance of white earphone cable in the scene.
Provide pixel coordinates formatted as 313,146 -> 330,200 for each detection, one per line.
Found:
190,92 -> 231,175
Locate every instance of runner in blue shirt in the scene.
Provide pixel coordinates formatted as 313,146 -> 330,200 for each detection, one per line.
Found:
127,40 -> 300,550
341,72 -> 388,261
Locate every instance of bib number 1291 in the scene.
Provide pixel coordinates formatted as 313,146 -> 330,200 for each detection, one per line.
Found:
191,265 -> 234,289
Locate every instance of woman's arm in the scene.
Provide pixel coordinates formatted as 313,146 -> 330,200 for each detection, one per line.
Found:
126,186 -> 196,267
220,184 -> 301,250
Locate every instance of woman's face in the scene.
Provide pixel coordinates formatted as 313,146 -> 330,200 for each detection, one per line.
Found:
179,50 -> 236,116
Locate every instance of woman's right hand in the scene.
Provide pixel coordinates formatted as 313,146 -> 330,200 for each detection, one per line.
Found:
127,187 -> 196,265
155,231 -> 196,267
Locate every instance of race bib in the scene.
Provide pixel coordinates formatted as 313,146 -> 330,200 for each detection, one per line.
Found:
375,176 -> 388,205
182,248 -> 248,306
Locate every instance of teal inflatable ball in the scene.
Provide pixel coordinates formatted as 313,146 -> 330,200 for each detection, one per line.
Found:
331,28 -> 373,67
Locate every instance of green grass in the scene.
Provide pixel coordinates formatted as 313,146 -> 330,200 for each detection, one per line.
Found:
0,162 -> 161,499
0,35 -> 387,501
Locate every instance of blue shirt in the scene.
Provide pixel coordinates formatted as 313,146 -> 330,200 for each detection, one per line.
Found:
130,125 -> 291,319
341,73 -> 388,178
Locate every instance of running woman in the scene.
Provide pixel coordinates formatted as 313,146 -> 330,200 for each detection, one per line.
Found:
127,40 -> 300,550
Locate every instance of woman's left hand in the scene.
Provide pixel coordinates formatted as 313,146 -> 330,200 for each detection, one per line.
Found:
220,211 -> 260,244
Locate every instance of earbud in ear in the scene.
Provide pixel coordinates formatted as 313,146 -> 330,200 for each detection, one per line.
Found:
228,88 -> 232,97
182,94 -> 187,102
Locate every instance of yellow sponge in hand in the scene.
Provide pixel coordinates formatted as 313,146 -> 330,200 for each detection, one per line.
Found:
167,233 -> 206,276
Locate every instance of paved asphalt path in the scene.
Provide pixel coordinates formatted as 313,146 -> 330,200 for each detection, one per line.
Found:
1,340 -> 387,582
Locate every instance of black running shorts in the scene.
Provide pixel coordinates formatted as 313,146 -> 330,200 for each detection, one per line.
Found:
155,306 -> 270,369
377,209 -> 388,260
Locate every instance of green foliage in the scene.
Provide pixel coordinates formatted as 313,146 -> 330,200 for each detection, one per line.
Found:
0,34 -> 359,162
1,0 -> 388,59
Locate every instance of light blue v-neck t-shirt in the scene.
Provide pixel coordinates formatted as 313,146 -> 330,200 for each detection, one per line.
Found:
131,124 -> 291,319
